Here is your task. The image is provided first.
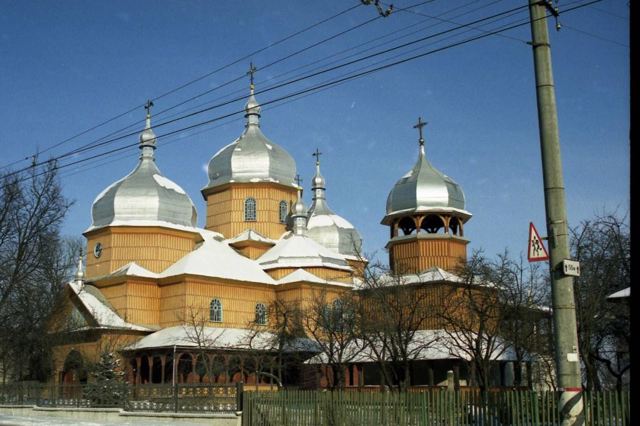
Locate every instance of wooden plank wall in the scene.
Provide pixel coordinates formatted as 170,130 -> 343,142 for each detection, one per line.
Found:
85,227 -> 198,278
390,238 -> 468,273
205,183 -> 297,239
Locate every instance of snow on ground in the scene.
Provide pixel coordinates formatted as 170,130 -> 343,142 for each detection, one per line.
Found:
0,413 -> 210,426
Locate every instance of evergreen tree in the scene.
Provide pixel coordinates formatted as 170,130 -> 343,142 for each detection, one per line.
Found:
85,352 -> 126,406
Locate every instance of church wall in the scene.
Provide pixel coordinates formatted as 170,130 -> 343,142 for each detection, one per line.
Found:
231,243 -> 272,260
158,276 -> 276,329
389,237 -> 468,274
265,267 -> 353,282
204,183 -> 297,240
84,226 -> 200,277
51,331 -> 146,385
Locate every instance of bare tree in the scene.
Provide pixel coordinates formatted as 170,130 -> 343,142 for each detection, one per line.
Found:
303,289 -> 364,389
571,212 -> 630,391
355,261 -> 441,391
0,162 -> 72,382
494,252 -> 552,388
438,252 -> 512,394
245,296 -> 308,387
179,305 -> 226,382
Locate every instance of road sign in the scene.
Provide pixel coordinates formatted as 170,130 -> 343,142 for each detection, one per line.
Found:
528,222 -> 549,262
562,259 -> 581,277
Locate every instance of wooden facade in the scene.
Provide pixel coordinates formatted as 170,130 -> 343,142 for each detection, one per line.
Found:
84,226 -> 201,278
203,182 -> 298,239
388,235 -> 468,274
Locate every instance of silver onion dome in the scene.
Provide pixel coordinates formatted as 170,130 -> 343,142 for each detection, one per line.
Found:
307,156 -> 363,257
383,121 -> 469,224
204,85 -> 297,190
91,106 -> 197,229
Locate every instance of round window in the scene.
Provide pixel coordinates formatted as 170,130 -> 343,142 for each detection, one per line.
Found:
93,242 -> 103,258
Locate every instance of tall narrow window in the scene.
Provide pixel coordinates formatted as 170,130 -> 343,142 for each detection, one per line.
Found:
244,198 -> 257,221
279,200 -> 288,223
210,299 -> 223,322
255,303 -> 267,325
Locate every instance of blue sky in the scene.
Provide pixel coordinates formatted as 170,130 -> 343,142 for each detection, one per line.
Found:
0,0 -> 629,264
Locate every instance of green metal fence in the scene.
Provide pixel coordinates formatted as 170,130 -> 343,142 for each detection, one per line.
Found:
242,389 -> 630,426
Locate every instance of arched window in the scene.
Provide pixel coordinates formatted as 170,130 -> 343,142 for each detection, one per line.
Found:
255,303 -> 267,325
210,299 -> 223,322
279,200 -> 288,223
421,214 -> 444,234
244,198 -> 257,221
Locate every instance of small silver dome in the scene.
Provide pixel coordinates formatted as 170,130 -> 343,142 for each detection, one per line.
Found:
307,159 -> 363,257
204,88 -> 297,190
91,109 -> 197,229
383,131 -> 469,224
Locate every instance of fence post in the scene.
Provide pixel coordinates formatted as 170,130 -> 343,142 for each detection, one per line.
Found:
236,381 -> 243,412
446,370 -> 455,392
174,382 -> 178,413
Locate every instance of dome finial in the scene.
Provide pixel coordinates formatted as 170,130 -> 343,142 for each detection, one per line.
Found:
74,249 -> 84,285
244,63 -> 261,126
311,148 -> 326,200
247,62 -> 257,94
139,100 -> 157,158
413,116 -> 427,155
292,174 -> 307,235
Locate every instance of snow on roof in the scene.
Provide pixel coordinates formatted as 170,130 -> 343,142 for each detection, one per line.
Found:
276,268 -> 353,287
92,262 -> 159,280
84,220 -> 213,236
607,287 -> 630,299
225,229 -> 276,245
307,214 -> 355,230
258,233 -> 352,271
306,330 -> 518,364
159,237 -> 276,284
68,280 -> 151,331
354,267 -> 464,290
125,325 -> 319,353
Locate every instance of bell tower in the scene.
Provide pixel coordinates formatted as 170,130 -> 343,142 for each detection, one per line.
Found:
382,117 -> 472,274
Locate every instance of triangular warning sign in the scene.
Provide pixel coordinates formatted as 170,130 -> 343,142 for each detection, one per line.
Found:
528,222 -> 549,262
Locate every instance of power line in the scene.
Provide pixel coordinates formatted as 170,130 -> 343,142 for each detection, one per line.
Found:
5,2 -> 530,181
562,23 -> 628,47
0,1 -> 363,170
4,0 -> 602,190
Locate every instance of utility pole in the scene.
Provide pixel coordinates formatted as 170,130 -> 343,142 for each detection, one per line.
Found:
527,1 -> 584,424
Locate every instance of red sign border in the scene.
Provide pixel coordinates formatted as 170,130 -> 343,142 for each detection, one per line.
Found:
528,222 -> 549,262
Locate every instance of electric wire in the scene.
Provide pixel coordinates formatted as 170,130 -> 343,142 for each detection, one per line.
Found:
3,0 -> 602,190
0,1 -> 363,170
4,1 -> 527,180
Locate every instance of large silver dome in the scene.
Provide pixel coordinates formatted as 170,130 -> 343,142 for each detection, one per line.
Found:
384,137 -> 468,223
204,89 -> 297,190
306,159 -> 362,257
91,111 -> 197,229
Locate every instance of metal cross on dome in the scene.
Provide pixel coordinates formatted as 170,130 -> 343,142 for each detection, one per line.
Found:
247,62 -> 257,90
413,116 -> 427,146
312,148 -> 322,164
295,174 -> 303,187
144,99 -> 154,117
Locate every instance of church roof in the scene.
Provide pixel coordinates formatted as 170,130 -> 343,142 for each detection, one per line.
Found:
306,329 -> 520,364
306,157 -> 363,257
383,124 -> 471,224
159,237 -> 276,284
69,281 -> 151,331
276,268 -> 353,287
124,325 -> 318,353
91,109 -> 197,230
203,87 -> 297,191
257,232 -> 352,271
225,229 -> 276,246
